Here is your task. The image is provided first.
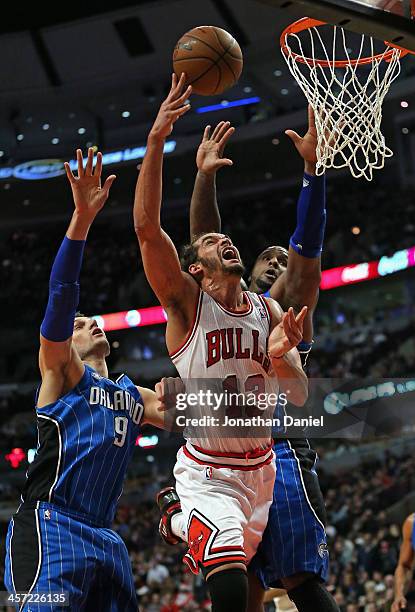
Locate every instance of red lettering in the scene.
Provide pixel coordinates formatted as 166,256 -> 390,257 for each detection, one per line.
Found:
235,328 -> 250,359
220,328 -> 234,360
251,330 -> 264,366
206,330 -> 221,367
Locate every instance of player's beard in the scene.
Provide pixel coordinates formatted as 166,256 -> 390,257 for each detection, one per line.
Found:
255,275 -> 273,293
199,256 -> 246,278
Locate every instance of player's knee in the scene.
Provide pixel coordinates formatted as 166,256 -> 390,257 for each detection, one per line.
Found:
281,571 -> 314,591
206,566 -> 248,612
287,575 -> 340,612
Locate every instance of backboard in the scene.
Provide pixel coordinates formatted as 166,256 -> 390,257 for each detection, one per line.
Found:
256,0 -> 415,52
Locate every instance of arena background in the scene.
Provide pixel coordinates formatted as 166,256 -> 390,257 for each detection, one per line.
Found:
0,1 -> 415,610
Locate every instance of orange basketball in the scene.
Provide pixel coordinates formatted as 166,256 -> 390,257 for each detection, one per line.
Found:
173,26 -> 243,96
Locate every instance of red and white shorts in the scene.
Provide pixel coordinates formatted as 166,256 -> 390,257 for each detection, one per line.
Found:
173,442 -> 276,575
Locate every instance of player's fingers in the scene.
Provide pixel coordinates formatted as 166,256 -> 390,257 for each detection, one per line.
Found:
177,84 -> 192,102
166,87 -> 192,111
287,307 -> 296,327
170,72 -> 177,95
213,120 -> 231,143
155,380 -> 164,400
76,149 -> 83,177
64,162 -> 75,183
155,381 -> 167,410
283,312 -> 301,345
284,315 -> 302,342
285,130 -> 302,147
218,126 -> 235,153
216,158 -> 233,168
174,377 -> 186,396
94,151 -> 103,177
295,306 -> 308,326
85,147 -> 94,176
173,72 -> 187,96
308,104 -> 316,130
210,121 -> 225,140
171,104 -> 191,120
102,174 -> 116,194
202,125 -> 211,142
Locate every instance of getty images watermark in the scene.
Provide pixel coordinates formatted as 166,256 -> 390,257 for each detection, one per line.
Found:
160,377 -> 415,440
172,389 -> 324,429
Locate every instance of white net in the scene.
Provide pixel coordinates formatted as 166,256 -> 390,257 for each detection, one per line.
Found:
281,24 -> 403,180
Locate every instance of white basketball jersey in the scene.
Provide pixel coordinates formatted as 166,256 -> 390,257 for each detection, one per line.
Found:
170,289 -> 279,453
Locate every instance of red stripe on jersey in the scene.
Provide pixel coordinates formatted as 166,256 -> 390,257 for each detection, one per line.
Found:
191,443 -> 272,459
169,290 -> 203,359
183,446 -> 273,471
203,554 -> 247,567
213,291 -> 253,317
260,295 -> 273,332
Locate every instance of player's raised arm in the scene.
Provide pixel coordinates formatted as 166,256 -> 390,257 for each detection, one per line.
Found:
392,515 -> 414,612
189,121 -> 234,239
133,73 -> 198,319
265,298 -> 309,406
38,148 -> 116,405
269,106 -> 326,346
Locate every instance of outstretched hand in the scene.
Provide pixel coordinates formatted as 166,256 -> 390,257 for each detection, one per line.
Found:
155,377 -> 186,412
149,72 -> 192,141
196,120 -> 235,175
64,148 -> 116,220
285,105 -> 318,169
269,306 -> 308,360
391,596 -> 407,612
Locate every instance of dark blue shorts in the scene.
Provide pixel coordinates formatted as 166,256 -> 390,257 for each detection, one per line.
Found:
249,441 -> 329,589
4,501 -> 137,611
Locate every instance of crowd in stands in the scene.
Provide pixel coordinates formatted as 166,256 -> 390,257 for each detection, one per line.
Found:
1,179 -> 414,334
1,176 -> 414,609
1,443 -> 412,611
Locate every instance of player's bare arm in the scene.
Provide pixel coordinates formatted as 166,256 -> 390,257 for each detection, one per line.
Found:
38,148 -> 116,408
268,106 -> 325,343
139,377 -> 184,429
266,298 -> 308,406
392,514 -> 415,611
189,120 -> 235,239
133,72 -> 200,353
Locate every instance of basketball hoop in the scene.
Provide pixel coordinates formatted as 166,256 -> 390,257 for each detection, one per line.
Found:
280,18 -> 413,180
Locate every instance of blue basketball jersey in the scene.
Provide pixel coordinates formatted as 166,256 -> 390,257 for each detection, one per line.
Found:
22,365 -> 143,526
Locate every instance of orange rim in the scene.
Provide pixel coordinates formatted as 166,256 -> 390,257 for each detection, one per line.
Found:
280,17 -> 410,67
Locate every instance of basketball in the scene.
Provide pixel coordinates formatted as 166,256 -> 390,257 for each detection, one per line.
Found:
173,26 -> 243,96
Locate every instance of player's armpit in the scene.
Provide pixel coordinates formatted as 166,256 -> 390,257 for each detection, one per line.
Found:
38,343 -> 84,408
269,249 -> 320,311
268,251 -> 319,345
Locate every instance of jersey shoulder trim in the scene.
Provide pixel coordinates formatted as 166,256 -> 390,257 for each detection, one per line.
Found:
257,293 -> 271,332
170,289 -> 203,361
213,291 -> 253,318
